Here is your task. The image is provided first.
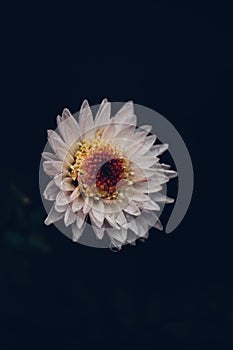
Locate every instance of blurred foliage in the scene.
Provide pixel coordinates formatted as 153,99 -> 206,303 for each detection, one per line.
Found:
0,182 -> 50,254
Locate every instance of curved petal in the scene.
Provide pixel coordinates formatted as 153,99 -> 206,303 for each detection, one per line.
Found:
44,204 -> 64,225
107,227 -> 127,244
56,190 -> 71,206
136,135 -> 156,155
43,161 -> 64,177
55,202 -> 68,212
95,99 -> 111,127
123,202 -> 141,216
132,156 -> 157,168
71,220 -> 86,241
76,210 -> 87,229
90,200 -> 105,227
92,224 -> 105,240
41,152 -> 58,161
138,197 -> 160,211
150,192 -> 174,203
151,144 -> 169,156
79,100 -> 94,137
131,191 -> 148,202
43,180 -> 60,200
70,187 -> 80,201
89,208 -> 104,228
71,196 -> 84,212
133,180 -> 162,194
64,205 -> 77,226
60,178 -> 75,192
83,196 -> 93,214
115,210 -> 127,226
101,121 -> 116,140
105,214 -> 120,229
138,124 -> 152,134
113,101 -> 135,126
57,109 -> 81,147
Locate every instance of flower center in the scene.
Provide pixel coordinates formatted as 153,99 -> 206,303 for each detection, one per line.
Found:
68,135 -> 133,201
96,158 -> 125,195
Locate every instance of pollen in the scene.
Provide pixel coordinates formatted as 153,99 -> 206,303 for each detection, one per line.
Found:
68,133 -> 133,200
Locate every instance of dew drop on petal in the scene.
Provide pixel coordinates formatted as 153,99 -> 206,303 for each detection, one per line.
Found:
109,241 -> 122,253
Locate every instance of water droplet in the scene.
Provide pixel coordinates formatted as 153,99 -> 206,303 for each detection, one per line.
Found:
109,242 -> 122,253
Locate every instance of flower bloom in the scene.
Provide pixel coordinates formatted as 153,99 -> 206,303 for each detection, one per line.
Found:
42,99 -> 177,249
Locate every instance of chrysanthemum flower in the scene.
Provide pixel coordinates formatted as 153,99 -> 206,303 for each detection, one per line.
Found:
42,99 -> 177,249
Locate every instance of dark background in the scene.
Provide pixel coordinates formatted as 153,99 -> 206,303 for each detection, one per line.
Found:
0,2 -> 232,349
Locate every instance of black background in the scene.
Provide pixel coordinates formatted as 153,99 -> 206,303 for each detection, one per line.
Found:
0,2 -> 232,349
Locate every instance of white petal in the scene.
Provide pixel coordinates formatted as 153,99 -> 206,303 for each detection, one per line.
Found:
131,191 -> 148,202
151,144 -> 169,156
89,209 -> 104,228
139,197 -> 160,210
43,161 -> 64,176
113,122 -> 136,138
123,219 -> 138,235
55,147 -> 74,164
43,180 -> 60,200
104,202 -> 122,215
76,210 -> 87,229
70,187 -> 80,201
153,173 -> 171,185
132,156 -> 157,168
132,130 -> 148,144
101,121 -> 116,140
115,210 -> 127,226
83,196 -> 93,214
72,196 -> 84,212
90,200 -> 105,227
92,225 -> 105,240
133,167 -> 167,180
44,204 -> 63,225
126,138 -> 147,157
41,152 -> 58,161
138,125 -> 152,134
143,211 -> 163,231
126,230 -> 138,244
95,99 -> 111,126
105,214 -> 120,229
137,135 -> 156,155
157,169 -> 177,179
133,216 -> 148,237
57,109 -> 81,146
55,203 -> 68,212
47,130 -> 68,153
53,173 -> 63,187
64,205 -> 76,226
56,190 -> 71,206
71,221 -> 86,241
109,238 -> 123,250
107,227 -> 127,243
153,220 -> 163,231
79,100 -> 94,137
60,178 -> 75,191
150,193 -> 174,203
113,101 -> 135,126
123,202 -> 141,216
133,180 -> 162,194
61,108 -> 72,120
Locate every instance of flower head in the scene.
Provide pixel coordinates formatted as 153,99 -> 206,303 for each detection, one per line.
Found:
42,99 -> 177,249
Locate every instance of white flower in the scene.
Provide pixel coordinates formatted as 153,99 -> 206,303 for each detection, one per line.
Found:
42,99 -> 177,249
